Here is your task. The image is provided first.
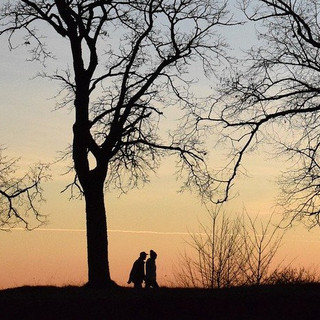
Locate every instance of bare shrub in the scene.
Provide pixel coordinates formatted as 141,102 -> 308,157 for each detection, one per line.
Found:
238,213 -> 284,286
265,266 -> 320,285
175,212 -> 244,288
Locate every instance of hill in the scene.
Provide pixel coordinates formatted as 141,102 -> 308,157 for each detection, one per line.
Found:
0,284 -> 319,319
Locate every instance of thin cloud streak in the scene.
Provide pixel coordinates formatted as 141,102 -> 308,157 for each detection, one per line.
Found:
7,228 -> 320,243
8,227 -> 190,235
110,229 -> 190,235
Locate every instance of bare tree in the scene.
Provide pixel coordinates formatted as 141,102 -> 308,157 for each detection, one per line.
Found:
174,209 -> 285,288
183,209 -> 243,288
185,0 -> 320,226
239,212 -> 284,285
0,0 -> 235,287
0,148 -> 49,230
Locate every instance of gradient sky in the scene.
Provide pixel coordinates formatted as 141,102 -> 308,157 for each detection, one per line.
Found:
0,1 -> 320,289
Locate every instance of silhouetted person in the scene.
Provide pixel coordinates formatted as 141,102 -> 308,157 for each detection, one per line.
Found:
128,251 -> 147,288
145,250 -> 159,288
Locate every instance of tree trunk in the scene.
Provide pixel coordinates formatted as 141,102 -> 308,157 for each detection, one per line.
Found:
71,76 -> 115,288
84,179 -> 113,288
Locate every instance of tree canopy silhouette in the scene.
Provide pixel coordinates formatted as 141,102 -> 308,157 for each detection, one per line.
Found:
190,0 -> 320,226
0,0 -> 234,287
0,148 -> 49,230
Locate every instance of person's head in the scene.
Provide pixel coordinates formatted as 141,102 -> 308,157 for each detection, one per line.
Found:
139,251 -> 148,260
150,250 -> 157,259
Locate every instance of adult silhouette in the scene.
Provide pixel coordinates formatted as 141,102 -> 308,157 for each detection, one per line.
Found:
145,250 -> 159,288
128,251 -> 147,288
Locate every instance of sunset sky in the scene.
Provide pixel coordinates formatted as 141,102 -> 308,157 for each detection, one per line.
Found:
0,1 -> 320,290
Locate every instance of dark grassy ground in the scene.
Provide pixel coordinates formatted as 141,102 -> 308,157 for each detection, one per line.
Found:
0,283 -> 319,319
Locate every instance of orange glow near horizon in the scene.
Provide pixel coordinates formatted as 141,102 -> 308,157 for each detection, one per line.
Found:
0,227 -> 191,289
0,212 -> 320,290
0,128 -> 319,289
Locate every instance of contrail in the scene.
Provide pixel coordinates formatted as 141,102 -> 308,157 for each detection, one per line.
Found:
109,229 -> 190,235
7,227 -> 85,233
7,228 -> 320,242
8,227 -> 190,235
